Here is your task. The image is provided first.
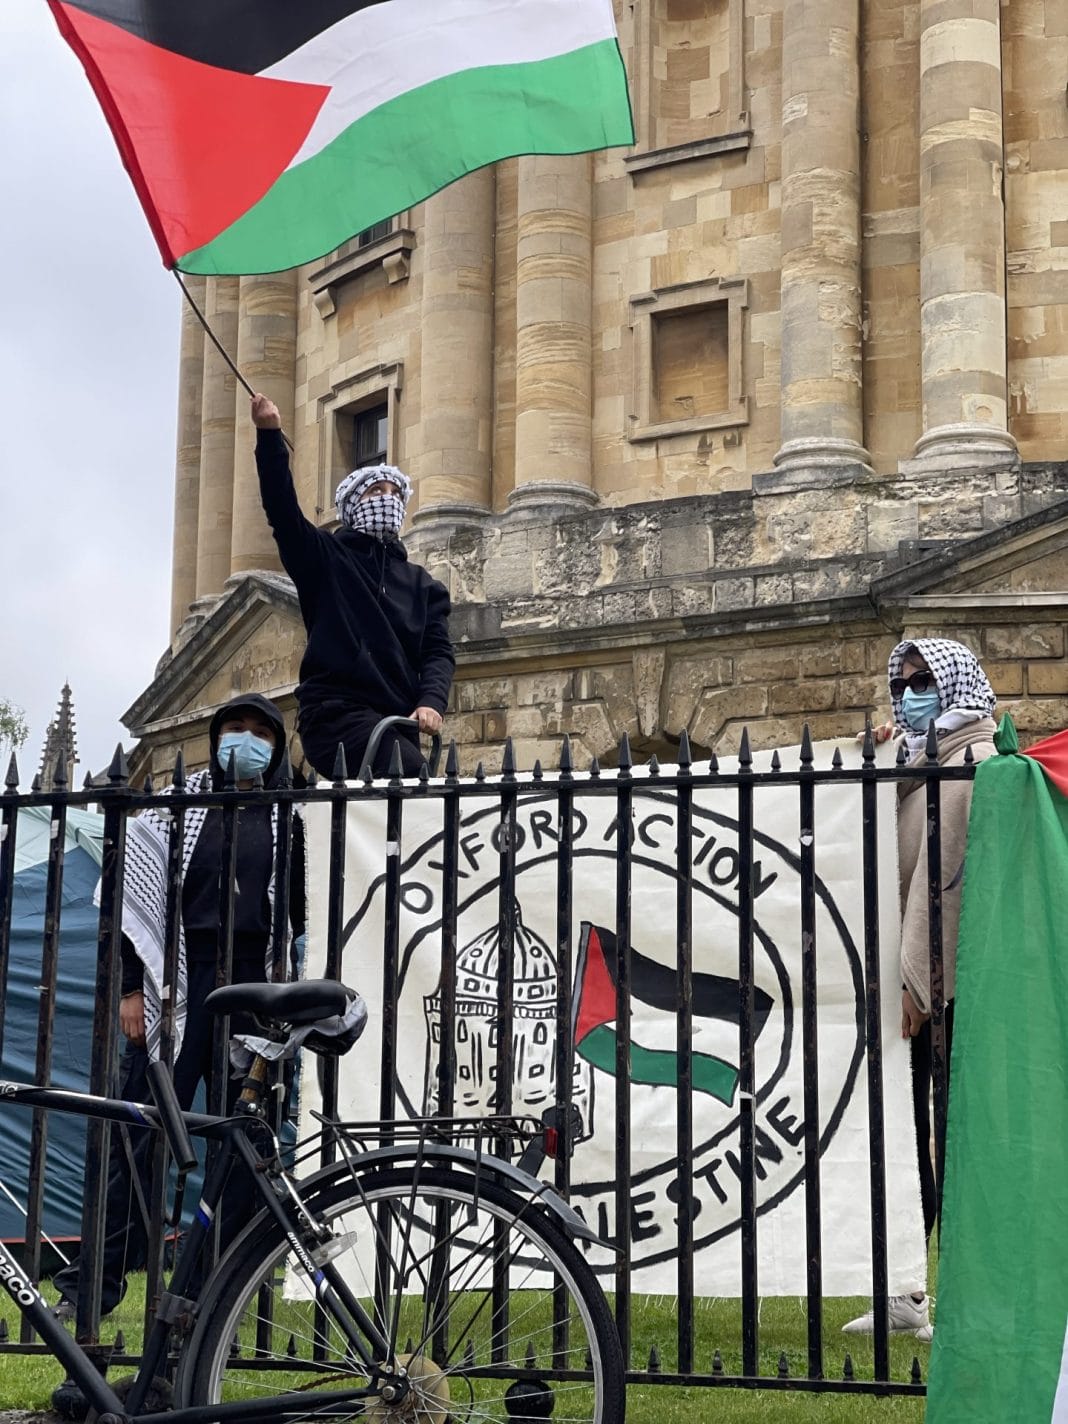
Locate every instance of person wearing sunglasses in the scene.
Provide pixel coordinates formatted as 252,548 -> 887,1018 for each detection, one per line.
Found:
844,637 -> 998,1343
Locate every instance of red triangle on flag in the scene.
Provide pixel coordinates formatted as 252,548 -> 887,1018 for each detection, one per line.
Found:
574,925 -> 618,1045
51,3 -> 329,267
1022,726 -> 1068,801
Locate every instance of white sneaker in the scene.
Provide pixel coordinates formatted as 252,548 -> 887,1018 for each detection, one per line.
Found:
842,1294 -> 930,1335
915,1322 -> 934,1344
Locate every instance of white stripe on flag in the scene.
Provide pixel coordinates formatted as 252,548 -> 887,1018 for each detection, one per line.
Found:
1052,1315 -> 1068,1424
264,0 -> 622,168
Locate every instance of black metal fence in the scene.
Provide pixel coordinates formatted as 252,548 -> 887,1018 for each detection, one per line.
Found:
0,726 -> 971,1399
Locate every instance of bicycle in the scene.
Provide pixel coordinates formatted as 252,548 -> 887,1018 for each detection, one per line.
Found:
0,977 -> 625,1423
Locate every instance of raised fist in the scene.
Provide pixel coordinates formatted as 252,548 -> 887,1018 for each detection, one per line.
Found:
251,393 -> 282,430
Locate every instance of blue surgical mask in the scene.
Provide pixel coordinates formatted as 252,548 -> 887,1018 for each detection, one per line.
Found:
901,688 -> 941,732
216,730 -> 273,779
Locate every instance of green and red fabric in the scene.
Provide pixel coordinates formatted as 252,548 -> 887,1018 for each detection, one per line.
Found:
48,0 -> 634,274
927,719 -> 1068,1423
573,923 -> 773,1108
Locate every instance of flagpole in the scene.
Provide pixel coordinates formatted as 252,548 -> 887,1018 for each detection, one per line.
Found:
172,270 -> 295,452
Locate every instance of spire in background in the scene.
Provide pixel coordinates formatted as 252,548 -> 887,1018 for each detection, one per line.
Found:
38,682 -> 78,789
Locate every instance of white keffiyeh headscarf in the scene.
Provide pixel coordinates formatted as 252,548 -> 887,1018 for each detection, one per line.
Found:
335,463 -> 412,540
888,638 -> 997,752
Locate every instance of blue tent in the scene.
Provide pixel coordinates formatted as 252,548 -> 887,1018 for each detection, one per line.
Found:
0,805 -> 105,1243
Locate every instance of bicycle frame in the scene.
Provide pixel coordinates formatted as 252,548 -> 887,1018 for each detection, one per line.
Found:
0,1077 -> 390,1424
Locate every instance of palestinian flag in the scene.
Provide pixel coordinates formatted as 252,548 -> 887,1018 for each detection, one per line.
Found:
573,923 -> 773,1108
48,0 -> 634,275
927,719 -> 1068,1423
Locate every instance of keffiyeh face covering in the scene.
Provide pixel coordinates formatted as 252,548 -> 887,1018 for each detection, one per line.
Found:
887,637 -> 996,736
335,464 -> 412,539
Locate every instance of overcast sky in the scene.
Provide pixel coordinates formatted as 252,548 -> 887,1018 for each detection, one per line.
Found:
0,1 -> 179,780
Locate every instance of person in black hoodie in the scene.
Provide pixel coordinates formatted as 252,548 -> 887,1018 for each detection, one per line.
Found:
51,693 -> 304,1322
251,393 -> 454,778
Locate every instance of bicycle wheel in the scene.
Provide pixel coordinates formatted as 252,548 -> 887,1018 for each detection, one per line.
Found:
178,1163 -> 624,1424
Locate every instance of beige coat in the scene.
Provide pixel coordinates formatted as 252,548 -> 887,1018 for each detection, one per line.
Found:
898,718 -> 998,1013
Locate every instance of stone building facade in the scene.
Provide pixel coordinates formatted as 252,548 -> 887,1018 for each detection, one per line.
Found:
126,0 -> 1068,776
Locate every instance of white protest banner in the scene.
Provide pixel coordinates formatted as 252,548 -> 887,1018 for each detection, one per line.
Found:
302,738 -> 927,1297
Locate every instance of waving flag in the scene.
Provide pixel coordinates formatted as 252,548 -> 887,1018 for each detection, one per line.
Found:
48,0 -> 634,275
573,923 -> 774,1108
927,722 -> 1068,1423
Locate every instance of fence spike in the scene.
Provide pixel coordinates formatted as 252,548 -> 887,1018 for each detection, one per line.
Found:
843,1353 -> 854,1380
896,740 -> 908,766
678,729 -> 692,770
405,1336 -> 414,1355
777,1351 -> 789,1378
963,742 -> 974,765
388,740 -> 405,782
223,746 -> 238,790
558,735 -> 573,775
287,1334 -> 298,1358
502,737 -> 517,780
251,769 -> 264,790
588,757 -> 601,779
361,759 -> 374,786
31,773 -> 42,793
108,743 -> 129,786
306,766 -> 318,788
418,760 -> 430,784
332,742 -> 349,786
526,1343 -> 537,1370
739,727 -> 753,769
3,753 -> 18,791
711,1349 -> 723,1376
445,739 -> 460,780
648,754 -> 660,776
861,719 -> 876,766
52,750 -> 68,790
584,1346 -> 593,1370
533,759 -> 543,781
800,724 -> 813,767
925,718 -> 939,761
770,748 -> 781,772
172,749 -> 186,790
83,771 -> 94,790
831,746 -> 843,770
142,774 -> 154,794
618,731 -> 632,773
911,1355 -> 923,1383
277,746 -> 293,789
0,1317 -> 8,1341
475,761 -> 486,782
648,1345 -> 661,1373
709,750 -> 719,774
114,1330 -> 125,1353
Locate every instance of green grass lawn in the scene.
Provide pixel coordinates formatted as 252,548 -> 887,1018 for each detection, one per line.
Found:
0,1277 -> 930,1420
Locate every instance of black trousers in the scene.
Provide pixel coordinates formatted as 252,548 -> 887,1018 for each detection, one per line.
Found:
298,702 -> 423,780
53,958 -> 264,1315
911,998 -> 955,1244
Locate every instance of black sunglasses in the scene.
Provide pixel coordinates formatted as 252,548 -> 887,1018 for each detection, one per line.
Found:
889,670 -> 935,698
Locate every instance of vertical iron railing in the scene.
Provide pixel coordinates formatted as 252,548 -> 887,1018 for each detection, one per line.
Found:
0,725 -> 981,1403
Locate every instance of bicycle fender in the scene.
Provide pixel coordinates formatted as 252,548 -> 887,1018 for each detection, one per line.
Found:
306,1144 -> 612,1249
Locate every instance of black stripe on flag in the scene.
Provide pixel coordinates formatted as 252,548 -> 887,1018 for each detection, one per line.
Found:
62,0 -> 394,74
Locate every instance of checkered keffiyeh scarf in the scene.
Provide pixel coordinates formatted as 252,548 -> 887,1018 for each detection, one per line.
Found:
888,638 -> 996,735
335,463 -> 412,539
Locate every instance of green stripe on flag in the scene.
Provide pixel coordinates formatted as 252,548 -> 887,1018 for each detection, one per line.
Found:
927,747 -> 1068,1422
577,1023 -> 739,1106
178,40 -> 634,274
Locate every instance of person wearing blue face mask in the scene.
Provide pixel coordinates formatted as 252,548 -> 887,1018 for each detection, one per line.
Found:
52,693 -> 306,1334
844,638 -> 997,1344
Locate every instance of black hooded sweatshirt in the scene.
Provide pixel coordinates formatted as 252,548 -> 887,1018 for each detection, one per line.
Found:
120,692 -> 305,994
255,429 -> 455,723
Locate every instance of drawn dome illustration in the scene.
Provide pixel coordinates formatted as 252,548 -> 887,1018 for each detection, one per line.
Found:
423,902 -> 592,1131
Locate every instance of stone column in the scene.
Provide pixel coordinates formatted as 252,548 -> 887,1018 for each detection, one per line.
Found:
772,0 -> 872,482
170,276 -> 205,636
194,276 -> 240,600
409,170 -> 495,530
511,154 -> 598,512
230,270 -> 298,575
910,0 -> 1015,468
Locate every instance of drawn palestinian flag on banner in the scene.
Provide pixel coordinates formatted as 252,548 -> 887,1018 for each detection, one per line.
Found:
48,0 -> 634,275
927,720 -> 1068,1424
573,923 -> 773,1108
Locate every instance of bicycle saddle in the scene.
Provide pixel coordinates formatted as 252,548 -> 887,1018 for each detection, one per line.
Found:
205,979 -> 351,1026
